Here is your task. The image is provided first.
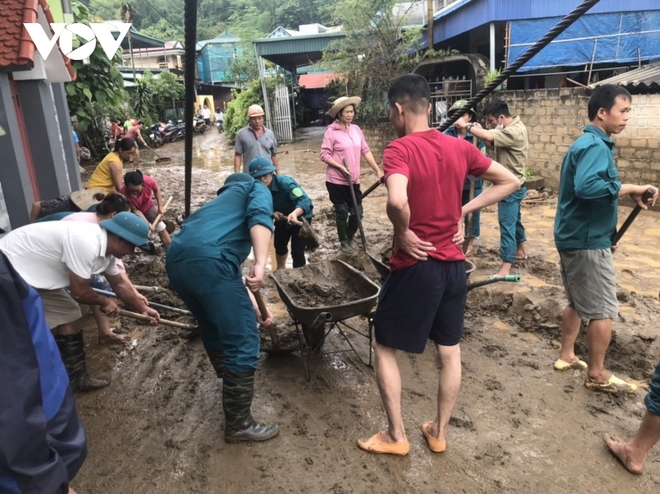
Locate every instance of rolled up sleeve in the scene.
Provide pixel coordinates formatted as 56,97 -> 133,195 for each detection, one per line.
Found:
287,183 -> 313,217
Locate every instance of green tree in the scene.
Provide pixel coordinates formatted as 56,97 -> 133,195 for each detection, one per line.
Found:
66,1 -> 126,144
150,71 -> 185,119
322,0 -> 427,122
224,77 -> 280,139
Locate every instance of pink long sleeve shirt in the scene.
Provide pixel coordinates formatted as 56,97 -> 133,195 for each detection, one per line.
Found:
320,122 -> 371,185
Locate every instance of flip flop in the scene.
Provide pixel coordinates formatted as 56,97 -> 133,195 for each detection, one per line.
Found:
357,432 -> 410,456
514,255 -> 528,261
585,375 -> 638,394
421,422 -> 447,453
554,358 -> 587,371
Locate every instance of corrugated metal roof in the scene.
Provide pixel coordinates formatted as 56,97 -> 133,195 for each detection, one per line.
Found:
591,63 -> 660,89
254,32 -> 344,57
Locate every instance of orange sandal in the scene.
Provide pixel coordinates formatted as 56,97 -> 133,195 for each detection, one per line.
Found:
422,422 -> 447,453
357,432 -> 410,456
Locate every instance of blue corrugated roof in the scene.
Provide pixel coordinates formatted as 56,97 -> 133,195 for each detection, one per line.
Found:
427,0 -> 660,48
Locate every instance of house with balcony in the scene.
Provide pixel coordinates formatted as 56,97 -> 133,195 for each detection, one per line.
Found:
123,41 -> 185,73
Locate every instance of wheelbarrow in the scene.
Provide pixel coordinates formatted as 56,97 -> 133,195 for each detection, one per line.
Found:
367,252 -> 520,289
271,260 -> 380,380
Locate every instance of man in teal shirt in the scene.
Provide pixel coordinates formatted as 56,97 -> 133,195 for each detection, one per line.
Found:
553,85 -> 657,394
166,173 -> 279,442
248,157 -> 314,269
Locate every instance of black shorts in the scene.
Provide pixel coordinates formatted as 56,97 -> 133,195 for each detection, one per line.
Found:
374,259 -> 467,353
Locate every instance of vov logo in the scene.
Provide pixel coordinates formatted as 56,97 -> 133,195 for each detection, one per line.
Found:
24,23 -> 131,61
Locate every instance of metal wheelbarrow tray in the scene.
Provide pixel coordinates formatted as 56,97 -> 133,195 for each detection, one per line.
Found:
271,260 -> 380,380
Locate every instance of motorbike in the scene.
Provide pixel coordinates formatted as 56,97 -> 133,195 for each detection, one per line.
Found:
160,120 -> 185,143
148,123 -> 163,147
193,118 -> 207,133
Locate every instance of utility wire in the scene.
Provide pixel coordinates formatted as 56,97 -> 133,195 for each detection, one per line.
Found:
438,0 -> 602,131
142,0 -> 186,37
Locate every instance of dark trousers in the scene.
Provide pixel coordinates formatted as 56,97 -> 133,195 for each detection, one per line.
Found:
274,219 -> 311,268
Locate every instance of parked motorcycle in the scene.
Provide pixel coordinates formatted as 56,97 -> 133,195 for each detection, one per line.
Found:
148,123 -> 163,147
160,120 -> 185,143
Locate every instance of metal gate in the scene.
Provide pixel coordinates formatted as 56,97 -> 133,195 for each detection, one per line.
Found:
272,84 -> 293,143
429,78 -> 472,128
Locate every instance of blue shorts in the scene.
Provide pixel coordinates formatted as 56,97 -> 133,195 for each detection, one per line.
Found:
374,259 -> 467,353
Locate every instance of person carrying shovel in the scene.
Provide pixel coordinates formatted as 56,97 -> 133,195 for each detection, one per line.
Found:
248,157 -> 314,269
121,170 -> 172,248
166,173 -> 278,443
553,84 -> 658,394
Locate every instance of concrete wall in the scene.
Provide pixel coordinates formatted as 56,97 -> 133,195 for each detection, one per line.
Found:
363,88 -> 660,190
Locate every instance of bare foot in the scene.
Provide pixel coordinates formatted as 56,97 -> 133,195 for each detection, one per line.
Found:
603,435 -> 644,474
98,331 -> 131,345
464,239 -> 475,256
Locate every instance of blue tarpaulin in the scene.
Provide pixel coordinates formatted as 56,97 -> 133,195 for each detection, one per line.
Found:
508,11 -> 660,72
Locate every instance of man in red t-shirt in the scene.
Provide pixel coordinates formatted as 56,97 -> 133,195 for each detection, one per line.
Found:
357,74 -> 520,457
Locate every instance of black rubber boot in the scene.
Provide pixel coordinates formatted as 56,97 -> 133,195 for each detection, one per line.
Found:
346,220 -> 358,251
205,348 -> 225,379
336,219 -> 353,253
55,332 -> 110,392
223,369 -> 279,443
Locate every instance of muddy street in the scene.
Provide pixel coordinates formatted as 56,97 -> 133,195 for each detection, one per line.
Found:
73,128 -> 660,493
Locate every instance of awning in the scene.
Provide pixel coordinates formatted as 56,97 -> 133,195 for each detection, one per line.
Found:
590,62 -> 660,89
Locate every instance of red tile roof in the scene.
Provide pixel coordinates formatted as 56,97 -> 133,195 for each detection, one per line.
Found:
0,0 -> 75,80
298,73 -> 337,89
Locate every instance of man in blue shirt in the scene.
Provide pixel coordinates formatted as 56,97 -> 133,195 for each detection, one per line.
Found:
553,85 -> 658,394
166,173 -> 279,442
249,157 -> 314,269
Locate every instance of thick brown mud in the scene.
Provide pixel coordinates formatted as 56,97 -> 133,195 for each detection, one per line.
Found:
73,128 -> 660,493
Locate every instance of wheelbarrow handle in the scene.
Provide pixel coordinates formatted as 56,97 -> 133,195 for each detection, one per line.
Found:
467,275 -> 521,291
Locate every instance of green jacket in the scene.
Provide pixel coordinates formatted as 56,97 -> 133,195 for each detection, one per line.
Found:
269,174 -> 313,221
554,125 -> 622,251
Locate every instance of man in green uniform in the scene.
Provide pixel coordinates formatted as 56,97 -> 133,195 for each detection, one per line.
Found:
249,157 -> 314,269
166,173 -> 278,442
553,85 -> 657,394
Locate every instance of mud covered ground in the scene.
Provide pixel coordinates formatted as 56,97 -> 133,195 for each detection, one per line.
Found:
73,128 -> 660,493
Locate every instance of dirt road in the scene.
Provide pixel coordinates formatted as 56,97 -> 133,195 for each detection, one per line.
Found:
73,128 -> 660,493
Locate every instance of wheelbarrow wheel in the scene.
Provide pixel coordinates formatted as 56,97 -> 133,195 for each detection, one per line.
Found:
302,323 -> 326,352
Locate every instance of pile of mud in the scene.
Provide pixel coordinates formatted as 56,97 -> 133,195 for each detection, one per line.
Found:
273,261 -> 378,308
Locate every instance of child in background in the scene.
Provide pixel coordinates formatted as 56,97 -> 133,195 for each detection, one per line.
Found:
121,170 -> 172,247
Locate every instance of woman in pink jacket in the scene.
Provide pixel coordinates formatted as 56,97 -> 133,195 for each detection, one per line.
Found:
320,97 -> 383,253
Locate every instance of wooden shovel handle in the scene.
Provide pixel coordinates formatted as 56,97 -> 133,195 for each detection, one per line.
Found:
151,196 -> 173,229
118,309 -> 196,330
253,290 -> 279,348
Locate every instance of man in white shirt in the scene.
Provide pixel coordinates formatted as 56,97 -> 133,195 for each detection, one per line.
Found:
0,212 -> 160,391
202,105 -> 212,126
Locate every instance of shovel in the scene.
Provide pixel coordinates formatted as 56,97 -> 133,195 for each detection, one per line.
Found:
613,188 -> 655,244
343,159 -> 368,253
92,287 -> 192,315
150,196 -> 173,230
253,290 -> 279,350
289,217 -> 320,251
118,309 -> 196,329
146,145 -> 172,163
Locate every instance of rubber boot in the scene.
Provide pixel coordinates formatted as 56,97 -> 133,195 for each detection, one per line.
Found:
223,369 -> 279,443
205,348 -> 225,379
336,219 -> 353,254
55,332 -> 110,392
346,220 -> 359,251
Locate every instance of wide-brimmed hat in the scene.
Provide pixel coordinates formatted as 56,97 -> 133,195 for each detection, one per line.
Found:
217,173 -> 254,195
247,104 -> 265,117
327,96 -> 361,119
71,188 -> 106,210
249,157 -> 277,178
100,212 -> 150,249
447,100 -> 477,120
